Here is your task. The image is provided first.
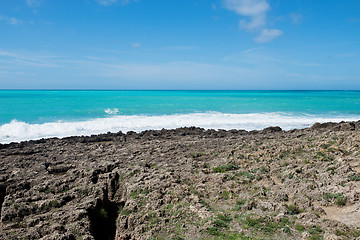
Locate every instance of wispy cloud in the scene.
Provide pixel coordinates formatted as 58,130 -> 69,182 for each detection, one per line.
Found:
0,49 -> 62,68
25,0 -> 42,7
223,0 -> 282,43
95,0 -> 138,6
0,15 -> 23,25
326,53 -> 357,58
96,0 -> 117,6
222,47 -> 263,61
242,47 -> 263,53
69,59 -> 264,87
131,42 -> 141,48
254,28 -> 283,43
289,13 -> 303,24
159,46 -> 198,51
222,48 -> 321,67
224,0 -> 269,30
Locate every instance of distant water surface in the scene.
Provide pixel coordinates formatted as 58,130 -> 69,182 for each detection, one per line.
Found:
1,90 -> 360,143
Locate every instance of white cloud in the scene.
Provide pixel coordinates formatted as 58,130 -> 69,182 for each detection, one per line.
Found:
25,0 -> 41,7
9,17 -> 22,25
254,28 -> 283,43
224,0 -> 269,30
0,49 -> 61,67
96,0 -> 117,6
223,0 -> 282,43
0,15 -> 23,25
131,42 -> 141,48
95,0 -> 138,6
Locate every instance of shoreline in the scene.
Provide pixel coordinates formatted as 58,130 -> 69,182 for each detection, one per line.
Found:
0,120 -> 360,239
0,119 -> 359,147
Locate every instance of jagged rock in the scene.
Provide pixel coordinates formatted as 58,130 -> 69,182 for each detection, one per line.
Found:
0,123 -> 360,239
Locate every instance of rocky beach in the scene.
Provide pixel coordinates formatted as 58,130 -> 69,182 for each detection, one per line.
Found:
1,121 -> 360,240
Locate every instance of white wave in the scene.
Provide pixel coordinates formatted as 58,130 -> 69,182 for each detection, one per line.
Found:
105,108 -> 119,115
0,112 -> 359,143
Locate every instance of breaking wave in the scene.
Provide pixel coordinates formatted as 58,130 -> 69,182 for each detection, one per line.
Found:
105,108 -> 119,115
0,112 -> 359,143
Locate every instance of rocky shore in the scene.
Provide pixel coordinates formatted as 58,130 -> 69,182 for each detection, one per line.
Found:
1,121 -> 360,240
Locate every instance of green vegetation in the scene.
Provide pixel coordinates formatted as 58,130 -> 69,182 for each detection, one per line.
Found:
294,224 -> 305,232
220,191 -> 230,200
98,207 -> 108,219
191,152 -> 205,158
349,173 -> 360,181
39,187 -> 55,194
213,164 -> 239,173
234,171 -> 255,180
239,215 -> 294,236
326,166 -> 337,174
117,206 -> 131,216
128,169 -> 141,177
323,193 -> 346,206
285,204 -> 304,215
147,211 -> 159,225
49,200 -> 60,208
308,226 -> 323,240
233,199 -> 246,211
334,229 -> 360,238
207,214 -> 232,236
199,199 -> 211,210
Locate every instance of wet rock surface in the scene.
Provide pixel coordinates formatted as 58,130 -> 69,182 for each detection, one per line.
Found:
0,122 -> 360,239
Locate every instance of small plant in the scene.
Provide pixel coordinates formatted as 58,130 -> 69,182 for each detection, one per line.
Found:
217,214 -> 232,223
326,166 -> 337,174
349,173 -> 360,181
207,213 -> 232,236
233,199 -> 246,211
147,212 -> 159,225
308,226 -> 323,240
191,152 -> 205,158
82,188 -> 90,196
49,200 -> 60,208
335,229 -> 360,238
294,224 -> 305,232
281,161 -> 289,167
245,216 -> 261,228
285,204 -> 303,215
150,163 -> 159,169
98,207 -> 108,219
308,226 -> 323,234
199,199 -> 211,210
220,191 -> 230,200
128,169 -> 140,177
260,166 -> 267,173
235,171 -> 255,180
130,191 -> 139,199
212,164 -> 239,173
335,197 -> 346,206
39,187 -> 54,194
323,192 -> 345,206
117,206 -> 131,216
207,227 -> 221,236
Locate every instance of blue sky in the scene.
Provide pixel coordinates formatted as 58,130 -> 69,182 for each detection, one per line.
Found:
0,0 -> 359,90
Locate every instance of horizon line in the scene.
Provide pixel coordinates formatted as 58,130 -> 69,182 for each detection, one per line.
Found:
1,89 -> 360,91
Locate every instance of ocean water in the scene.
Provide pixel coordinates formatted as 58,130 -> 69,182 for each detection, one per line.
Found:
1,90 -> 360,143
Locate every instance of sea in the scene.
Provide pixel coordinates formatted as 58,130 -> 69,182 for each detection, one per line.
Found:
1,90 -> 360,143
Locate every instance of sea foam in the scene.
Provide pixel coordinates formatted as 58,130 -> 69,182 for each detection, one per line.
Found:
0,112 -> 359,143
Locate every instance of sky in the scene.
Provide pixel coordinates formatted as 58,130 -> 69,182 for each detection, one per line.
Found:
0,0 -> 359,90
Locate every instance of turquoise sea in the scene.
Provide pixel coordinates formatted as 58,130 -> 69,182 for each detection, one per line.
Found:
1,90 -> 360,143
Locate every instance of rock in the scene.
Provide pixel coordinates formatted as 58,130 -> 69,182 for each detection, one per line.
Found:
0,123 -> 360,239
